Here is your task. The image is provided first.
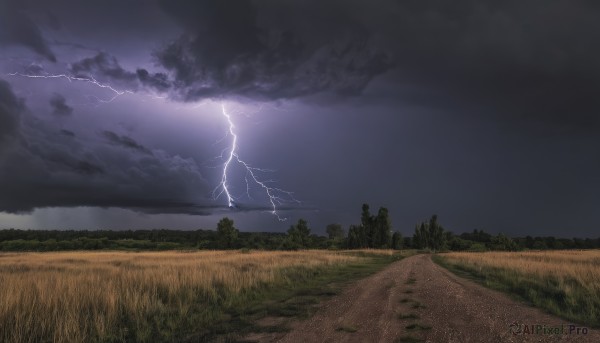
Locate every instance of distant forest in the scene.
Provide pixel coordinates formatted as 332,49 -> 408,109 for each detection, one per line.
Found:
1,204 -> 598,252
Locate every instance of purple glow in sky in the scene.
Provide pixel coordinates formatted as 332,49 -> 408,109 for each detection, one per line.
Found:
1,0 -> 600,237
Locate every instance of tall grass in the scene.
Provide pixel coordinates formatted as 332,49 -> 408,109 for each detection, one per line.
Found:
0,250 -> 365,342
436,250 -> 600,327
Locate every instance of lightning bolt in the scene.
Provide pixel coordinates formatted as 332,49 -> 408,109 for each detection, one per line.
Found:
212,103 -> 299,221
6,72 -> 133,103
218,103 -> 237,208
7,69 -> 298,220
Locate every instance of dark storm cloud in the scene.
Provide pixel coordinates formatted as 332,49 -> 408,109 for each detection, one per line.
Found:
380,0 -> 600,130
59,129 -> 75,137
0,79 -> 23,143
40,0 -> 599,130
69,52 -> 172,92
0,1 -> 56,62
70,52 -> 137,85
147,0 -> 600,131
49,93 -> 73,117
24,146 -> 105,176
154,0 -> 394,101
102,130 -> 152,155
0,82 -> 211,214
1,0 -> 600,234
136,69 -> 171,92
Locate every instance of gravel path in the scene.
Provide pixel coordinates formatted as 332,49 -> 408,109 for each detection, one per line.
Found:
246,254 -> 599,343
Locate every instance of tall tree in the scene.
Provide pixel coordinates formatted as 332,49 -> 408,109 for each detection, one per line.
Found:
412,224 -> 422,249
347,225 -> 360,249
287,218 -> 311,248
412,215 -> 446,251
414,222 -> 429,249
216,217 -> 238,249
361,203 -> 375,247
375,207 -> 392,248
428,215 -> 445,252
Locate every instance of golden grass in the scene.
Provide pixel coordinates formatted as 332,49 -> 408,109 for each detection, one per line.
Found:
442,250 -> 600,294
439,250 -> 600,326
0,250 -> 362,343
343,248 -> 397,256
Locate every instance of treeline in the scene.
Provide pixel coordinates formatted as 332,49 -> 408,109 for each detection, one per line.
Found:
0,217 -> 340,251
1,204 -> 599,252
0,227 -> 295,251
408,215 -> 600,252
456,230 -> 600,251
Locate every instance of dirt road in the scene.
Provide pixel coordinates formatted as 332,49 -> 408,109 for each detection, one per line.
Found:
246,254 -> 599,343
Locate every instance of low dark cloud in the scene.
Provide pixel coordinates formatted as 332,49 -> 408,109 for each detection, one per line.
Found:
102,130 -> 152,155
154,0 -> 394,101
0,82 -> 211,214
0,1 -> 56,62
22,144 -> 105,176
49,93 -> 73,117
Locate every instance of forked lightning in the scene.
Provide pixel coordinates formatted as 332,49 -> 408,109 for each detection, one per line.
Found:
7,70 -> 298,219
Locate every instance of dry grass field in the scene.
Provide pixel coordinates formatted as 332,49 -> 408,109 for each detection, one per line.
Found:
436,250 -> 600,327
0,250 -> 395,343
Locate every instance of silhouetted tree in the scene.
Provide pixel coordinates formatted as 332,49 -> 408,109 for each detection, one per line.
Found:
392,232 -> 403,250
490,233 -> 518,251
428,215 -> 445,252
412,215 -> 446,251
413,223 -> 428,249
532,239 -> 548,250
216,217 -> 238,249
374,207 -> 392,248
361,203 -> 375,247
286,219 -> 311,249
347,225 -> 360,249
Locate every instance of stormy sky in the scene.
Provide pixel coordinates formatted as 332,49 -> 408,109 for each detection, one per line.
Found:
0,0 -> 599,237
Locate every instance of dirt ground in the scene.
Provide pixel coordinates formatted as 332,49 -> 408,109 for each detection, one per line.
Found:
242,254 -> 599,343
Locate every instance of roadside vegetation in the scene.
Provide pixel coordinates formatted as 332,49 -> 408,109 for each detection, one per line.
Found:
2,204 -> 599,253
434,251 -> 600,327
0,249 -> 408,342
